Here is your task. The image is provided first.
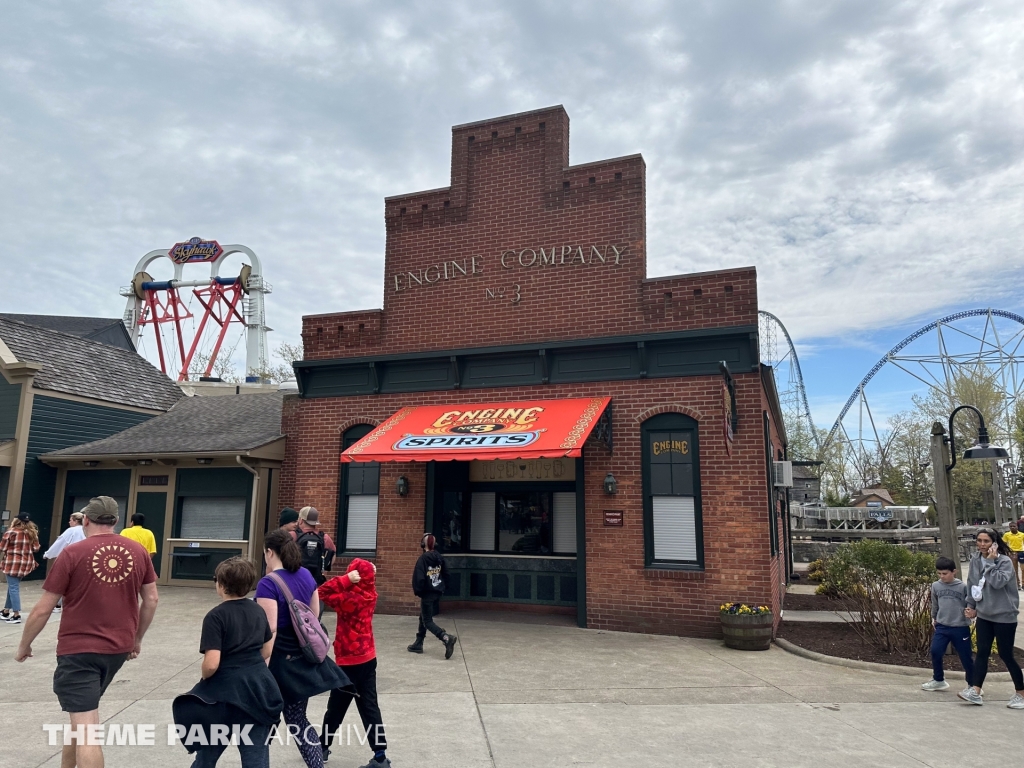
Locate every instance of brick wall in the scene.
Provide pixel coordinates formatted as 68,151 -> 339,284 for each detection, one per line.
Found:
282,372 -> 781,635
283,105 -> 780,637
301,105 -> 757,361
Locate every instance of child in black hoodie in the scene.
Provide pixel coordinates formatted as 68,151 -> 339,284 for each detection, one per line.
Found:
407,534 -> 458,659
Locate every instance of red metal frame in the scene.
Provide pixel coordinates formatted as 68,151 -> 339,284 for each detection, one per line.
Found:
181,281 -> 246,381
137,280 -> 244,381
138,288 -> 193,375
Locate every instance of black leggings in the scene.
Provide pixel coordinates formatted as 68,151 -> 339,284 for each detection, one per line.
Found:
973,618 -> 1024,690
322,658 -> 386,754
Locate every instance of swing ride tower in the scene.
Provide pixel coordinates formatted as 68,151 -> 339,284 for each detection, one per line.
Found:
121,238 -> 271,382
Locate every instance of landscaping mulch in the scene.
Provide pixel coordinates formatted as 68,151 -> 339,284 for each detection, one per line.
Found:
783,593 -> 860,612
778,620 -> 1024,672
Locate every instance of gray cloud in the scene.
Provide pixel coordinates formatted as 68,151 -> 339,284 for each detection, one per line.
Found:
1,0 -> 1022,372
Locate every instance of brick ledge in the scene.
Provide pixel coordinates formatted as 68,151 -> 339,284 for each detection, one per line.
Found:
643,568 -> 706,581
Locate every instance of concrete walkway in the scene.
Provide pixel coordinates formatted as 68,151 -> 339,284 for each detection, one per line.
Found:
2,583 -> 1023,768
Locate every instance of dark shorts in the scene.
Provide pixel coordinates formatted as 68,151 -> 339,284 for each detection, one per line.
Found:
53,653 -> 129,713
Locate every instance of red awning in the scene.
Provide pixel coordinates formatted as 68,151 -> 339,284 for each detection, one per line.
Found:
341,397 -> 611,463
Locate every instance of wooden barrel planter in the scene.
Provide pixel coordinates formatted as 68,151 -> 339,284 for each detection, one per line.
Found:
721,613 -> 774,651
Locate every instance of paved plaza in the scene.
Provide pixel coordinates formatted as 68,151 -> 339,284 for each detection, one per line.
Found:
1,583 -> 1022,768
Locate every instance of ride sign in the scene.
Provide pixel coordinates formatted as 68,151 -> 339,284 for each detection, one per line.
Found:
169,237 -> 224,264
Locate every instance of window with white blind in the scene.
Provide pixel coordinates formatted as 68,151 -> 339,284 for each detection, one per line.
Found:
179,497 -> 247,540
643,413 -> 703,567
340,425 -> 381,552
346,495 -> 379,550
652,497 -> 697,561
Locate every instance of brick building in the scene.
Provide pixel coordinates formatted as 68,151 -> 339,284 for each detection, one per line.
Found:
282,106 -> 788,637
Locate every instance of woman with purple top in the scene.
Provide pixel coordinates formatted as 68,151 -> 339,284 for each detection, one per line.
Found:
256,530 -> 351,768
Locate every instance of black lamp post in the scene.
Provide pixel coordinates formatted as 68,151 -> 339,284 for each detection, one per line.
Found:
945,404 -> 1009,471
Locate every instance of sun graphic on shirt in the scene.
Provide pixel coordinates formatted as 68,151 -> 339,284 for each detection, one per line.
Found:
90,543 -> 135,584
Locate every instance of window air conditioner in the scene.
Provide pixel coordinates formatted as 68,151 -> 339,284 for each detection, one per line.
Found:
772,461 -> 794,488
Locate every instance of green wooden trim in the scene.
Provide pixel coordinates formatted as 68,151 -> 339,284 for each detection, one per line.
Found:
65,468 -> 131,498
764,411 -> 779,556
575,456 -> 587,628
136,491 -> 167,577
424,461 -> 436,534
297,325 -> 759,398
337,424 -> 375,553
443,558 -> 579,606
0,378 -> 21,439
641,412 -> 705,569
298,325 -> 757,367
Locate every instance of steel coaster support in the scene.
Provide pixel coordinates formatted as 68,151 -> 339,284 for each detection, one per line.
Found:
178,280 -> 245,381
200,282 -> 246,379
143,291 -> 167,374
824,309 -> 1024,450
138,287 -> 194,375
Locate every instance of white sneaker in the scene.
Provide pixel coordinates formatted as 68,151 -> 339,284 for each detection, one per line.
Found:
52,607 -> 62,614
958,687 -> 983,705
1008,694 -> 1024,710
921,679 -> 950,691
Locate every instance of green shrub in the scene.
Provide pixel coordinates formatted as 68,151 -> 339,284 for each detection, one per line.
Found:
806,559 -> 825,583
813,547 -> 864,598
843,541 -> 935,654
808,542 -> 935,653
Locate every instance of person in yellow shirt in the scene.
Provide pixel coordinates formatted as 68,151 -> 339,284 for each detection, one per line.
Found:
1002,520 -> 1024,590
121,513 -> 158,565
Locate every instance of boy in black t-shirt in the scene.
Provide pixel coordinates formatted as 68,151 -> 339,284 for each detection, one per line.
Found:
173,558 -> 283,767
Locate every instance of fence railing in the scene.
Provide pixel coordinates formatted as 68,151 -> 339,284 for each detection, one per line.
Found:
791,505 -> 929,529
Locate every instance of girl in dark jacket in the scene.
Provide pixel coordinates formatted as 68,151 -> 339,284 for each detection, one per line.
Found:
318,558 -> 391,767
256,530 -> 352,768
173,557 -> 283,767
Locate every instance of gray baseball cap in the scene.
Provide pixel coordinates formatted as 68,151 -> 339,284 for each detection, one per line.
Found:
80,496 -> 119,525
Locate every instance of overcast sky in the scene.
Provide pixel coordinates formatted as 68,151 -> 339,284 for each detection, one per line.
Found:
2,1 -> 1023,426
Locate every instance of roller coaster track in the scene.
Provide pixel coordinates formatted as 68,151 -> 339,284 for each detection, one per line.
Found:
823,308 -> 1024,450
758,310 -> 819,452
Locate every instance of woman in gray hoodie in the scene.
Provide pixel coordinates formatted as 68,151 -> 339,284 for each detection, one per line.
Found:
959,529 -> 1024,709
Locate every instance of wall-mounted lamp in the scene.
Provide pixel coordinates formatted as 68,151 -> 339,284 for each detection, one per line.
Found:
604,472 -> 618,495
396,476 -> 409,496
83,460 -> 99,468
137,459 -> 153,466
196,458 -> 213,465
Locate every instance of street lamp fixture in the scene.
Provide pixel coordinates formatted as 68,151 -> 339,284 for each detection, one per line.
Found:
945,404 -> 1009,471
396,476 -> 409,497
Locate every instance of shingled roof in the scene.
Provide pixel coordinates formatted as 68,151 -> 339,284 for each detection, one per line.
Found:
0,317 -> 182,411
43,392 -> 285,458
0,313 -> 134,350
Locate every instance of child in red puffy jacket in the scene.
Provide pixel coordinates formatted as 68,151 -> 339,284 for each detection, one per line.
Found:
317,558 -> 390,767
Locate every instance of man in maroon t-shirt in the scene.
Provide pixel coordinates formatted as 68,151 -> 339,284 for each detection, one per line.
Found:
15,496 -> 159,768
